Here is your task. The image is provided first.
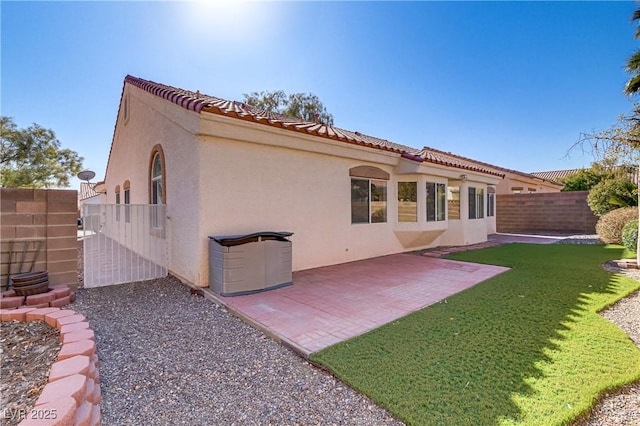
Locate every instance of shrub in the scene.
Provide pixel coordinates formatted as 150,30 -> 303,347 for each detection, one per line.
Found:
622,219 -> 639,253
596,207 -> 639,244
587,178 -> 638,216
560,168 -> 605,191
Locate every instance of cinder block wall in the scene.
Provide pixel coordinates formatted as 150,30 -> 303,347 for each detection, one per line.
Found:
496,191 -> 599,234
1,188 -> 78,290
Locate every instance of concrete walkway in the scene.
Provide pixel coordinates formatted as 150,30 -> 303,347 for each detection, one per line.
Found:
420,233 -> 566,258
214,253 -> 509,356
489,232 -> 566,244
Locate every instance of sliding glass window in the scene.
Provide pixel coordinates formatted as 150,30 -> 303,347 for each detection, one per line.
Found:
426,182 -> 446,222
351,178 -> 387,224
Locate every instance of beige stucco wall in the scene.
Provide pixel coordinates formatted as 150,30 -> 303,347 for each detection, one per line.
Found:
105,85 -> 202,285
106,83 -> 501,288
193,114 -> 500,286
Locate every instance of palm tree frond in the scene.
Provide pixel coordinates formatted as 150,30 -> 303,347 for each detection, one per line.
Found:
632,7 -> 640,39
624,74 -> 640,96
625,49 -> 640,73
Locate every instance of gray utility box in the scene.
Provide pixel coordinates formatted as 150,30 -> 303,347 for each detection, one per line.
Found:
208,231 -> 293,297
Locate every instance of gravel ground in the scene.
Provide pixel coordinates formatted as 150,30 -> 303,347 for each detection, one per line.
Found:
71,277 -> 402,425
554,234 -> 603,245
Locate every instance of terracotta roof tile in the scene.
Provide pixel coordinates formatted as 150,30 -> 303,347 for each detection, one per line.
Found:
531,167 -> 640,185
418,145 -> 564,182
529,169 -> 582,182
120,75 -> 503,177
79,182 -> 99,201
416,148 -> 503,178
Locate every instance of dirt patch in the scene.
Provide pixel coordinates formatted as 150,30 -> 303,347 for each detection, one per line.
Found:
0,321 -> 61,426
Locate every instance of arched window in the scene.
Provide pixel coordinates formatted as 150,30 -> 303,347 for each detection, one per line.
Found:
151,153 -> 163,205
149,145 -> 166,205
349,165 -> 389,224
149,146 -> 166,229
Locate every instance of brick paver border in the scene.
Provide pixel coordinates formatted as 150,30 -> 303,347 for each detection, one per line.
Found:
0,307 -> 101,426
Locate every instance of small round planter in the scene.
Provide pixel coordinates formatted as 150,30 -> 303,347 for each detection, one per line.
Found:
11,271 -> 50,296
13,281 -> 50,296
10,271 -> 48,284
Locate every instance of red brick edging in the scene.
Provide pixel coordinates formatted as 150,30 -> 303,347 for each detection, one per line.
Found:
1,285 -> 76,310
0,307 -> 101,426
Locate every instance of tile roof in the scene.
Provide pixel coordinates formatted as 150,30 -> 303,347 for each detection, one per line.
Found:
416,147 -> 507,178
418,145 -> 562,184
531,167 -> 640,185
79,182 -> 99,200
121,75 -> 504,177
529,169 -> 583,182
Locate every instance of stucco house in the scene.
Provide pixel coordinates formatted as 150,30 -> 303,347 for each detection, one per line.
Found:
78,182 -> 102,210
103,75 -> 505,288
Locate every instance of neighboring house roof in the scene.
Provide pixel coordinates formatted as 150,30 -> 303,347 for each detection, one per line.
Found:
418,145 -> 563,187
529,169 -> 582,183
79,182 -> 99,201
115,75 -> 504,178
531,166 -> 640,185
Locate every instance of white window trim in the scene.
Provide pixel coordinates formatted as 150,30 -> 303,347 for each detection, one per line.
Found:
351,177 -> 387,224
426,181 -> 447,222
487,192 -> 495,217
397,181 -> 418,223
468,186 -> 485,220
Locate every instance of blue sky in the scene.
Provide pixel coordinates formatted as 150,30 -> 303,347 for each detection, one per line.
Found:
2,1 -> 638,190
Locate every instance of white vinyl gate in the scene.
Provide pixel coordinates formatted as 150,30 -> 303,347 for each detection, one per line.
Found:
82,204 -> 167,287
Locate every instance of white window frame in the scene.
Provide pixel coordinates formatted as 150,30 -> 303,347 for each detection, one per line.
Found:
426,181 -> 446,222
124,187 -> 131,223
150,152 -> 165,229
487,191 -> 495,217
468,187 -> 485,219
397,181 -> 418,223
115,189 -> 121,222
351,178 -> 387,224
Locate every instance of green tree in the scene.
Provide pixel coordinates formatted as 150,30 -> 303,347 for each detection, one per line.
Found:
243,90 -> 287,113
559,167 -> 606,191
243,90 -> 334,125
0,117 -> 83,188
587,177 -> 638,216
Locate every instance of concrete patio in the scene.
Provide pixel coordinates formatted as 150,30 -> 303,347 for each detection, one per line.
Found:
213,252 -> 510,356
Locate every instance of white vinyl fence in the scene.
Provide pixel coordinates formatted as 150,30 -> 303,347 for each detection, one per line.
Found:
82,204 -> 167,287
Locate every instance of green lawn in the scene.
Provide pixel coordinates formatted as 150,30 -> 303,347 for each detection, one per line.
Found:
309,244 -> 640,426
